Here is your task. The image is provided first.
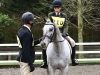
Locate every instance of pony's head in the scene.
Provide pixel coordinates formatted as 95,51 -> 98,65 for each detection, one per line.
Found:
40,18 -> 56,49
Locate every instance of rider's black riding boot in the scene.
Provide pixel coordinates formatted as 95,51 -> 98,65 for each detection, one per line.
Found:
41,49 -> 48,68
71,46 -> 78,66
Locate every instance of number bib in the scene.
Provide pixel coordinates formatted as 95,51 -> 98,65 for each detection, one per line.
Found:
51,16 -> 65,28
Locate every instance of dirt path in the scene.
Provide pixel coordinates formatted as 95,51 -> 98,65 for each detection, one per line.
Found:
0,64 -> 100,75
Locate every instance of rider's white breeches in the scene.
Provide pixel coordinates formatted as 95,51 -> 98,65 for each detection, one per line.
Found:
66,36 -> 75,47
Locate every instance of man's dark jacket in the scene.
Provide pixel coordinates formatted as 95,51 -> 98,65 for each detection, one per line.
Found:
17,26 -> 40,65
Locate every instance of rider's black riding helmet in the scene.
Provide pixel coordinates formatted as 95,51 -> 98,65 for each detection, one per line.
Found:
22,12 -> 34,24
52,0 -> 62,8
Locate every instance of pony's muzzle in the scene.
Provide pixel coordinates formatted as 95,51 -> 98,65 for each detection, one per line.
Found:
40,41 -> 47,49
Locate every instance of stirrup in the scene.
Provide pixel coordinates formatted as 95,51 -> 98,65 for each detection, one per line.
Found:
41,62 -> 48,68
72,59 -> 79,66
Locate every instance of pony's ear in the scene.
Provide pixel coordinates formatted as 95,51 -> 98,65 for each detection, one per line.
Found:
50,17 -> 53,23
43,18 -> 47,22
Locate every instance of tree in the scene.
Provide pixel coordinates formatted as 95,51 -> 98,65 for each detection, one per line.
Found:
62,0 -> 100,58
0,0 -> 100,43
0,13 -> 16,43
77,0 -> 84,58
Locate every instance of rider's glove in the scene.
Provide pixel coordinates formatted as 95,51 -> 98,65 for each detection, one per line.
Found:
62,33 -> 69,37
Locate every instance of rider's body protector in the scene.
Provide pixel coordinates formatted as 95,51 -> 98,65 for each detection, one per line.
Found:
48,12 -> 68,35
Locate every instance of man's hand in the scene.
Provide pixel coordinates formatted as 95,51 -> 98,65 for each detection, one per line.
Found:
39,37 -> 43,42
29,64 -> 35,72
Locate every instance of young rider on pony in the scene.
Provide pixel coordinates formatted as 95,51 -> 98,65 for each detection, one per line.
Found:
41,0 -> 78,68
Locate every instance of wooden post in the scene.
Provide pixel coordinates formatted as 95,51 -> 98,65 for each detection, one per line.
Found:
8,55 -> 11,60
77,0 -> 84,58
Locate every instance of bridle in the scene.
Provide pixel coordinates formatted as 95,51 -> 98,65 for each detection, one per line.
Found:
43,23 -> 56,43
43,23 -> 65,43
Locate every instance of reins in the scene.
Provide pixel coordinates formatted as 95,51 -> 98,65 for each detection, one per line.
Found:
52,38 -> 65,42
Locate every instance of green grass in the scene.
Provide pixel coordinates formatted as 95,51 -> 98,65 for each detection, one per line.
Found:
79,60 -> 100,64
0,62 -> 42,66
0,60 -> 100,66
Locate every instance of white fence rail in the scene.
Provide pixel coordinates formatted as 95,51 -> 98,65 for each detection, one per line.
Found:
0,42 -> 100,65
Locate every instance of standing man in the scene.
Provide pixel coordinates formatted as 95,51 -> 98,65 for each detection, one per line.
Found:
41,0 -> 78,68
16,12 -> 41,75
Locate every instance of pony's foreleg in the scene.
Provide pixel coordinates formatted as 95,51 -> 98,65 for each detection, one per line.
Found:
47,65 -> 55,75
59,70 -> 62,75
47,69 -> 49,75
62,65 -> 69,75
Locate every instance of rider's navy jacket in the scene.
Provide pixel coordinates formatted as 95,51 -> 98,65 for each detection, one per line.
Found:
16,26 -> 40,65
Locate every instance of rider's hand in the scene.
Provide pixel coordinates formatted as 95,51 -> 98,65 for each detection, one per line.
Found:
62,33 -> 69,37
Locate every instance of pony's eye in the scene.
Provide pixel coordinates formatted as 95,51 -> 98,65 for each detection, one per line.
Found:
49,28 -> 53,32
